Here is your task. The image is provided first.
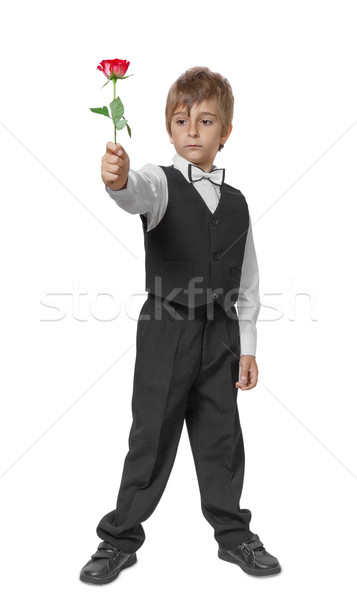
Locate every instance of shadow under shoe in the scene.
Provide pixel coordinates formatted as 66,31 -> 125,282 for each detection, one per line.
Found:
80,541 -> 137,585
218,533 -> 281,576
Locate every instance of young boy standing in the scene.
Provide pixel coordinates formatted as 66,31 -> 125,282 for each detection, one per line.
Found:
80,66 -> 281,584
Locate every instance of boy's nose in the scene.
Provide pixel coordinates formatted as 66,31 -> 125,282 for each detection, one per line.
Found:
188,125 -> 199,136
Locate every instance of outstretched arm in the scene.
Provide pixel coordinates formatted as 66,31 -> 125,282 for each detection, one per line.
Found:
102,142 -> 167,231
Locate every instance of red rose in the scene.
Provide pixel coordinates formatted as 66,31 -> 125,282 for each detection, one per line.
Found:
90,57 -> 133,142
97,59 -> 130,79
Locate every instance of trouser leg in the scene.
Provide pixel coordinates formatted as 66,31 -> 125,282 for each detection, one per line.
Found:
185,302 -> 254,550
96,295 -> 203,554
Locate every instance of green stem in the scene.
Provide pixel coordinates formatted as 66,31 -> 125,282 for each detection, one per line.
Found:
113,79 -> 116,143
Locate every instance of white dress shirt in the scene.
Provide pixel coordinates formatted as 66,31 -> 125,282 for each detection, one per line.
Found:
105,152 -> 260,357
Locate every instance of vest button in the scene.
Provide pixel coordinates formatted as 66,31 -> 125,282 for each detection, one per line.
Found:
212,252 -> 220,260
211,218 -> 219,226
213,292 -> 219,300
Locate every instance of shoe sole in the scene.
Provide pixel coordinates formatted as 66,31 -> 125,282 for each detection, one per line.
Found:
218,548 -> 281,576
80,553 -> 137,585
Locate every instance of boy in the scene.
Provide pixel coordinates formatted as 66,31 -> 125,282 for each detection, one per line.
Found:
80,66 -> 281,584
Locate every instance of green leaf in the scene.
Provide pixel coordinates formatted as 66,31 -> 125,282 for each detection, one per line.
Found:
89,106 -> 110,117
99,74 -> 134,89
100,79 -> 111,89
110,96 -> 124,123
117,74 -> 135,80
126,122 -> 132,138
115,118 -> 128,131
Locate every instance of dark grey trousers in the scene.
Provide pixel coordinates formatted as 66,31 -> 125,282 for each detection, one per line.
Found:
96,293 -> 254,553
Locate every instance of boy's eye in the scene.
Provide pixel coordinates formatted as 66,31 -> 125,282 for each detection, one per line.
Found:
175,119 -> 212,125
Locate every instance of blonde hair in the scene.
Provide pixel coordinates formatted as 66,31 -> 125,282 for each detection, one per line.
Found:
165,66 -> 234,152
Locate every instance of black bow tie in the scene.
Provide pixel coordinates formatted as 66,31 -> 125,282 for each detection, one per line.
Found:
188,163 -> 225,187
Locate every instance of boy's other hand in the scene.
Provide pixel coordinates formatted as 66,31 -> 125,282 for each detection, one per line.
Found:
102,142 -> 130,191
235,355 -> 258,390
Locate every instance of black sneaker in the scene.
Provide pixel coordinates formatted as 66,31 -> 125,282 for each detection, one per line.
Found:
218,533 -> 281,576
80,541 -> 137,584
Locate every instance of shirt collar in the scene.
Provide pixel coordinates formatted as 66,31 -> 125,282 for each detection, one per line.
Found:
172,151 -> 218,183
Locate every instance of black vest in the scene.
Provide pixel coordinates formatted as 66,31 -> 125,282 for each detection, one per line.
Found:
139,164 -> 250,312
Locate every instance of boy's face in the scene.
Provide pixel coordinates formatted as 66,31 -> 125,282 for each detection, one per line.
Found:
167,98 -> 232,171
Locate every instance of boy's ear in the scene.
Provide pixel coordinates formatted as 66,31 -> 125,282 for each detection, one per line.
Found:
167,128 -> 174,144
221,123 -> 233,145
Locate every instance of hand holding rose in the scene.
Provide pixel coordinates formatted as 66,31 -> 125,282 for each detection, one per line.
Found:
101,142 -> 130,191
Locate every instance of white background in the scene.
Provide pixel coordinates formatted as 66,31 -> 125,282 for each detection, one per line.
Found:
1,0 -> 356,598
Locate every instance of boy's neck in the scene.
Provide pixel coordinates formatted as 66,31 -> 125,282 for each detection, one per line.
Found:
178,152 -> 216,173
193,161 -> 213,172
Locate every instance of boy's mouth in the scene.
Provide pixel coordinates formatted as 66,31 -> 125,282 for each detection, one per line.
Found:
186,145 -> 201,148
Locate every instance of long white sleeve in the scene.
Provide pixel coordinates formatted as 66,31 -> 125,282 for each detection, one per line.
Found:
104,163 -> 168,232
237,214 -> 261,357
